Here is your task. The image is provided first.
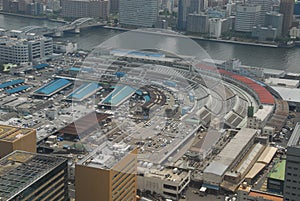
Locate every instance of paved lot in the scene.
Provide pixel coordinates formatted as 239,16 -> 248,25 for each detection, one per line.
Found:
184,187 -> 224,201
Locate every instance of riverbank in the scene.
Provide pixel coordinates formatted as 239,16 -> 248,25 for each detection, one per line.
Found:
103,26 -> 279,48
0,11 -> 47,19
48,18 -> 68,24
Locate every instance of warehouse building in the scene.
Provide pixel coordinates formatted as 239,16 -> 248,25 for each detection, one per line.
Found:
203,128 -> 259,191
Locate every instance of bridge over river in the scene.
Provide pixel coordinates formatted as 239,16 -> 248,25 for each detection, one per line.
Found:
19,18 -> 105,37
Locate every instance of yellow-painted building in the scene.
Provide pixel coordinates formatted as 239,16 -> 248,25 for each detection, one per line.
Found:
75,144 -> 138,201
0,124 -> 36,158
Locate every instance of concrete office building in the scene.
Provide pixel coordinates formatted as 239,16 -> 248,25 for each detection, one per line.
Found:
284,122 -> 300,201
186,13 -> 208,33
177,0 -> 203,30
137,168 -> 190,200
0,31 -> 53,64
280,0 -> 295,35
0,150 -> 68,200
264,12 -> 283,37
27,33 -> 53,62
110,0 -> 119,13
178,0 -> 190,30
252,25 -> 277,41
61,0 -> 109,19
0,124 -> 36,158
208,18 -> 231,38
267,159 -> 285,195
248,0 -> 273,25
235,5 -> 261,32
119,0 -> 158,28
75,142 -> 138,201
290,26 -> 300,38
0,37 -> 29,64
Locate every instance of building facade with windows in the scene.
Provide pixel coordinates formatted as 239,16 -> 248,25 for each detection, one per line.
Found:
284,123 -> 300,201
0,30 -> 53,64
119,0 -> 158,28
137,168 -> 190,200
235,5 -> 261,32
61,0 -> 109,19
0,124 -> 36,158
280,0 -> 295,35
0,150 -> 69,200
75,143 -> 138,201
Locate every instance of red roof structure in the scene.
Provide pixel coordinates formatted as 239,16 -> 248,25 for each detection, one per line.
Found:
196,64 -> 275,105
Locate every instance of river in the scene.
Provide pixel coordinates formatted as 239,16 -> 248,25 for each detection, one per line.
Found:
1,14 -> 300,72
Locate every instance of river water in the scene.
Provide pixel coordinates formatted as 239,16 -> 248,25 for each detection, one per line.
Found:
1,14 -> 300,72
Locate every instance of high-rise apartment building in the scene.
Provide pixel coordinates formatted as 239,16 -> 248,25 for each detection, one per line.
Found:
75,143 -> 138,201
284,122 -> 300,201
186,13 -> 208,33
110,0 -> 119,13
248,0 -> 273,25
61,0 -> 109,19
235,5 -> 261,32
177,0 -> 202,30
119,0 -> 158,28
0,150 -> 69,200
265,11 -> 283,36
280,0 -> 295,35
0,124 -> 36,158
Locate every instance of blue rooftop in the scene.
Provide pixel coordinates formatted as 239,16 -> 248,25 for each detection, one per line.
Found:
144,95 -> 151,102
0,79 -> 25,89
102,86 -> 136,106
67,82 -> 100,100
69,67 -> 81,72
35,79 -> 71,95
111,49 -> 164,58
33,63 -> 49,70
6,85 -> 31,94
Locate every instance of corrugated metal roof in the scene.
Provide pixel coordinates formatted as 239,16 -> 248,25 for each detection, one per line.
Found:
204,128 -> 258,176
245,163 -> 266,179
257,146 -> 278,164
196,64 -> 275,105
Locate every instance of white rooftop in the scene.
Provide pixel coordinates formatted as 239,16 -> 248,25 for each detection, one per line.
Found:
265,77 -> 299,88
204,128 -> 258,176
253,105 -> 274,121
272,86 -> 300,103
263,68 -> 285,77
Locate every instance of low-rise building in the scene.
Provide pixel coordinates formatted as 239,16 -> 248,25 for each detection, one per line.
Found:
252,26 -> 278,41
203,128 -> 258,191
290,27 -> 300,38
247,105 -> 274,129
267,159 -> 285,195
238,184 -> 284,201
137,168 -> 190,200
